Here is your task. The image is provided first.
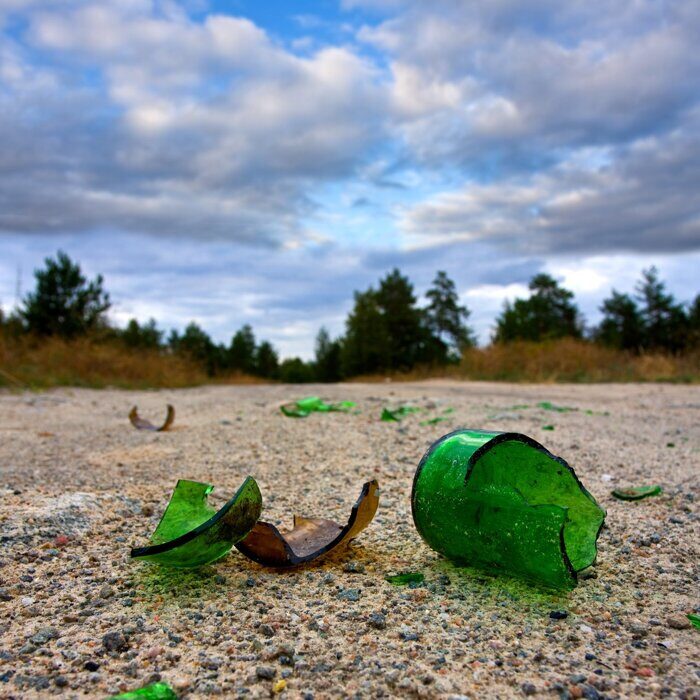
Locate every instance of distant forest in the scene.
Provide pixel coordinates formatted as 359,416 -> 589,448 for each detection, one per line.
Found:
2,251 -> 699,384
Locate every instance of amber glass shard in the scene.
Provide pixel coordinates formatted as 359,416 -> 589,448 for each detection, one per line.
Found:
131,477 -> 262,568
281,396 -> 356,418
109,682 -> 178,699
411,429 -> 606,589
129,405 -> 175,431
611,485 -> 662,500
236,481 -> 379,567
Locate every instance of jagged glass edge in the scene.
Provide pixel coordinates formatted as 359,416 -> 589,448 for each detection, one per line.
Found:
411,429 -> 606,586
130,476 -> 260,559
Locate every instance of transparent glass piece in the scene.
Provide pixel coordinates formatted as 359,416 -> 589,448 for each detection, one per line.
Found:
129,405 -> 175,431
611,485 -> 662,500
412,429 -> 606,590
281,396 -> 356,417
385,572 -> 424,586
236,481 -> 379,567
109,682 -> 178,699
131,477 -> 262,568
381,406 -> 420,422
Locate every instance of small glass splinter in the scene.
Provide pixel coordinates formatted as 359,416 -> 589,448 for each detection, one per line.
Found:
109,682 -> 178,699
411,429 -> 606,590
236,480 -> 379,567
131,478 -> 262,568
129,405 -> 175,431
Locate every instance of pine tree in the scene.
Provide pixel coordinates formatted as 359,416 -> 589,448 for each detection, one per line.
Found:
425,271 -> 476,356
635,267 -> 688,352
228,324 -> 256,373
596,291 -> 643,351
21,251 -> 110,338
494,273 -> 583,342
314,327 -> 342,382
341,288 -> 390,376
254,341 -> 279,378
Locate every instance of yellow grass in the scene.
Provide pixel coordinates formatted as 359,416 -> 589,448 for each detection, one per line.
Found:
459,338 -> 700,383
0,334 -> 263,389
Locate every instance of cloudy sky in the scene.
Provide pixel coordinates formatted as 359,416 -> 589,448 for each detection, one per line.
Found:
1,0 -> 699,357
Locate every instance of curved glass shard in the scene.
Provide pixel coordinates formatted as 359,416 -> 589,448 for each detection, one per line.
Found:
611,485 -> 662,500
281,396 -> 356,418
236,480 -> 379,567
411,429 -> 606,589
129,405 -> 175,431
131,477 -> 262,568
109,682 -> 178,699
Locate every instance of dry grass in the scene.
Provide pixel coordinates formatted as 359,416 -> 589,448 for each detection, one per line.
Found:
0,334 -> 263,390
459,338 -> 700,383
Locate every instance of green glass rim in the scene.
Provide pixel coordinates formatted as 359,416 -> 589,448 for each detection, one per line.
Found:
411,428 -> 606,581
130,476 -> 259,559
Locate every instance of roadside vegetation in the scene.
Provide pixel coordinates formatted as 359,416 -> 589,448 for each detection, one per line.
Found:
1,252 -> 699,388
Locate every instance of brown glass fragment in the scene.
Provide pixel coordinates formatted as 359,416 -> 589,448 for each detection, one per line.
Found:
129,405 -> 175,432
235,480 -> 379,567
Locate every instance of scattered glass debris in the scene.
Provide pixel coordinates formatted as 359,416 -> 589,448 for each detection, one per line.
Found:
611,485 -> 663,501
129,405 -> 175,432
131,478 -> 262,568
421,416 -> 448,426
281,396 -> 356,418
381,406 -> 421,422
236,481 -> 379,567
109,682 -> 178,699
412,429 -> 606,589
385,572 -> 425,586
688,613 -> 700,629
542,425 -> 555,431
537,401 -> 576,413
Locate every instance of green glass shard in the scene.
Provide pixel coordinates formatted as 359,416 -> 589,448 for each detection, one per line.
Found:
281,396 -> 356,418
411,429 -> 606,590
611,485 -> 662,501
688,613 -> 700,629
385,572 -> 425,586
381,405 -> 421,422
542,425 -> 555,431
421,416 -> 449,426
537,401 -> 576,413
131,478 -> 262,568
108,682 -> 178,699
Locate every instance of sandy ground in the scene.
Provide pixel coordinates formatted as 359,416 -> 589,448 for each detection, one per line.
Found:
0,381 -> 698,699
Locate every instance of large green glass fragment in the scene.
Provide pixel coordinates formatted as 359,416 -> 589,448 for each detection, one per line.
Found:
281,396 -> 356,418
131,478 -> 262,568
411,429 -> 606,589
109,682 -> 178,699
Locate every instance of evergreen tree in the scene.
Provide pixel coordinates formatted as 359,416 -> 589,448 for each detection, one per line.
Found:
425,271 -> 476,356
228,324 -> 256,373
278,357 -> 315,383
635,267 -> 688,352
121,318 -> 163,350
376,268 -> 431,369
314,327 -> 343,382
688,294 -> 700,348
596,291 -> 643,351
254,341 -> 279,378
21,251 -> 110,338
341,288 -> 390,376
170,322 -> 219,374
494,273 -> 583,342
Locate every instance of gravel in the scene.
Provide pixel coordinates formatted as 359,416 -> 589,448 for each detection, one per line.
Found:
0,381 -> 698,698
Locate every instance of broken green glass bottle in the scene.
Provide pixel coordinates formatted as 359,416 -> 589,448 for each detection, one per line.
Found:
281,396 -> 356,417
109,682 -> 178,699
131,478 -> 262,568
411,429 -> 606,589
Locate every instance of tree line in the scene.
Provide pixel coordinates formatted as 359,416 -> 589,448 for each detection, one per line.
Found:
2,251 -> 699,382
